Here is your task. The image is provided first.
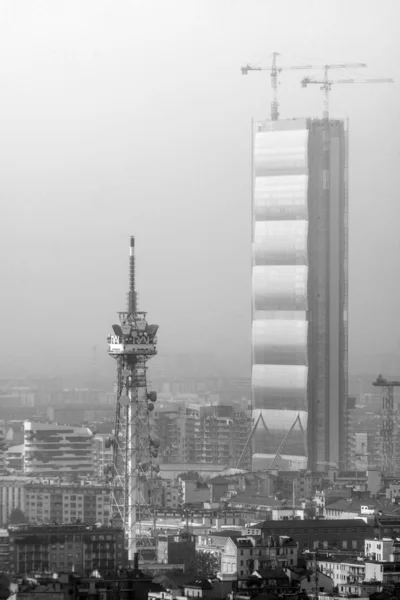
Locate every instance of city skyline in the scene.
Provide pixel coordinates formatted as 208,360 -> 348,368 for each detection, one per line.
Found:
0,0 -> 398,379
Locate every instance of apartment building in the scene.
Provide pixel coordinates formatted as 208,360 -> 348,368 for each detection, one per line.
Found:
0,476 -> 26,526
93,435 -> 113,479
219,535 -> 298,583
24,422 -> 95,478
24,481 -> 111,525
153,402 -> 252,468
314,556 -> 365,588
8,523 -> 125,575
257,519 -> 372,552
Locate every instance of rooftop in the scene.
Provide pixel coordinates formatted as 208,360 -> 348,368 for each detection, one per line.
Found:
255,519 -> 371,529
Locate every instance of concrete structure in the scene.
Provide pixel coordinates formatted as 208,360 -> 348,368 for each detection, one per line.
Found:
256,518 -> 371,552
180,480 -> 210,505
365,560 -> 400,583
93,435 -> 113,479
8,523 -> 125,575
6,444 -> 24,473
0,475 -> 26,526
288,569 -> 333,595
310,556 -> 365,588
157,532 -> 196,567
365,538 -> 394,561
154,402 -> 252,468
24,422 -> 95,477
251,119 -> 348,471
0,529 -> 9,571
218,534 -> 297,583
0,476 -> 111,526
24,480 -> 111,525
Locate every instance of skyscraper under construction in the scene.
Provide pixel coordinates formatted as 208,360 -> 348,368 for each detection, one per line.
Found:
252,118 -> 348,471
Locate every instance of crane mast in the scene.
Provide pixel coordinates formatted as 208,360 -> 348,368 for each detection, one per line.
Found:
241,52 -> 321,120
301,63 -> 394,119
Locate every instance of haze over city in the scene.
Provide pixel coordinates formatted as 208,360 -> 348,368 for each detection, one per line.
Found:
0,0 -> 399,379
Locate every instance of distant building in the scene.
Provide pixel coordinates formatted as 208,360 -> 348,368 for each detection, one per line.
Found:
8,523 -> 125,575
256,519 -> 372,552
157,532 -> 196,568
0,529 -> 9,571
5,444 -> 24,473
153,403 -> 252,468
0,475 -> 26,526
180,480 -> 210,505
251,119 -> 349,471
365,538 -> 395,562
24,480 -> 111,525
218,535 -> 297,583
93,435 -> 113,479
24,422 -> 95,478
365,560 -> 400,584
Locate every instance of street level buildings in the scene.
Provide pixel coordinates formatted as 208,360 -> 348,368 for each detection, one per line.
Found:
8,523 -> 125,575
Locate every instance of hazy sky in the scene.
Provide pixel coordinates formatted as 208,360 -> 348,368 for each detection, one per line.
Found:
0,0 -> 399,377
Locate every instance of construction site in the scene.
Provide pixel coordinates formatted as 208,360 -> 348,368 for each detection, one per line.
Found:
105,54 -> 396,567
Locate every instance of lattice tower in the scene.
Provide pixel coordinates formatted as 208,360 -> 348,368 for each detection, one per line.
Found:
106,236 -> 160,564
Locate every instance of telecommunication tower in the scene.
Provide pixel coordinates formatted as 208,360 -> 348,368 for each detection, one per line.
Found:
373,374 -> 400,476
106,236 -> 160,564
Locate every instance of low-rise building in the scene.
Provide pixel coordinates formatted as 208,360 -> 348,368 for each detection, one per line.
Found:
0,529 -> 9,571
157,533 -> 196,568
307,555 -> 365,588
287,568 -> 334,595
271,507 -> 305,520
337,581 -> 382,597
365,537 -> 395,561
181,480 -> 210,505
219,534 -> 298,583
257,518 -> 372,552
0,475 -> 26,526
365,560 -> 400,583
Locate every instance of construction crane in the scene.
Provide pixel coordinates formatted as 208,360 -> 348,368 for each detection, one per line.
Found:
241,52 -> 322,120
373,374 -> 400,476
301,64 -> 394,119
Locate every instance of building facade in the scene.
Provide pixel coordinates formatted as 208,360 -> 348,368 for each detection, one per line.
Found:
24,422 -> 95,478
153,403 -> 252,468
8,524 -> 125,575
24,481 -> 111,525
251,118 -> 348,470
257,519 -> 371,552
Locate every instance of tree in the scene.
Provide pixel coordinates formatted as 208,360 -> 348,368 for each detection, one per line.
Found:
187,551 -> 220,577
178,471 -> 202,482
8,508 -> 28,525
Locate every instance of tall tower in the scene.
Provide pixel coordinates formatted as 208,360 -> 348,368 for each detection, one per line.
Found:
107,236 -> 159,563
251,118 -> 348,471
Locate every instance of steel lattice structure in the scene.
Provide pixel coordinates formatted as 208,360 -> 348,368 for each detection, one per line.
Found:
373,375 -> 400,476
107,237 -> 159,564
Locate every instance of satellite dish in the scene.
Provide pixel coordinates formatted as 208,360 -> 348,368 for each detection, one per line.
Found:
119,395 -> 129,407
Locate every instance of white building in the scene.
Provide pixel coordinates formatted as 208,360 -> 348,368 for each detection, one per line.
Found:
365,538 -> 394,562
